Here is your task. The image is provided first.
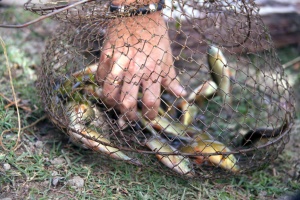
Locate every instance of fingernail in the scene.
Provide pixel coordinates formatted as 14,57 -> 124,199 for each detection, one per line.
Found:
177,86 -> 187,97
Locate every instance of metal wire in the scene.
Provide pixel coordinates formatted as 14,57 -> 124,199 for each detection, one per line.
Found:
20,0 -> 296,178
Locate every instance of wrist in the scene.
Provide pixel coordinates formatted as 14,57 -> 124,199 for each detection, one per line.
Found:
110,0 -> 165,16
111,0 -> 159,6
107,10 -> 166,38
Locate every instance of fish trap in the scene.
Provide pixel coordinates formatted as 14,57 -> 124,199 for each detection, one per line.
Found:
25,0 -> 295,179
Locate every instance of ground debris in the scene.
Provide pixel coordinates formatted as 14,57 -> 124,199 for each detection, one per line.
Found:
67,176 -> 85,189
50,157 -> 66,166
34,140 -> 43,148
3,163 -> 11,171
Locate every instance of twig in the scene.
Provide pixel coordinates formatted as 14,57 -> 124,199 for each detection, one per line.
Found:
0,36 -> 22,151
0,0 -> 94,28
0,92 -> 32,112
0,115 -> 47,151
282,56 -> 300,69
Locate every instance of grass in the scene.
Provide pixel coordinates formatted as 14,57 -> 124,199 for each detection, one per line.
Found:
1,141 -> 299,199
0,6 -> 300,200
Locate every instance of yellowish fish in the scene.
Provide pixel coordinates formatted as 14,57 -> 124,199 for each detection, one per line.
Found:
146,136 -> 194,177
67,102 -> 141,166
178,81 -> 217,126
207,45 -> 232,105
69,102 -> 95,125
187,80 -> 218,106
149,115 -> 201,137
177,101 -> 199,126
83,84 -> 103,99
72,63 -> 98,79
180,138 -> 239,173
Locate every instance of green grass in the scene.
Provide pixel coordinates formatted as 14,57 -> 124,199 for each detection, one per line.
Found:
1,139 -> 299,199
276,45 -> 300,65
0,6 -> 300,200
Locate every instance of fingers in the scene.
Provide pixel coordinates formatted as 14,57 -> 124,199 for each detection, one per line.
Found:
96,33 -> 184,122
119,64 -> 141,121
103,70 -> 123,107
161,53 -> 187,97
142,75 -> 161,120
97,53 -> 128,107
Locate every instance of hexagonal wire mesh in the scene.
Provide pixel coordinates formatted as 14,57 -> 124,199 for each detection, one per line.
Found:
24,0 -> 295,179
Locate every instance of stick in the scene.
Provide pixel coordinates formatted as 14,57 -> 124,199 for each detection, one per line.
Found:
0,0 -> 94,28
282,56 -> 300,69
0,36 -> 22,150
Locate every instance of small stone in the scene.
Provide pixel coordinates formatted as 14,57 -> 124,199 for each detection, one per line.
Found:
51,171 -> 59,176
3,163 -> 11,171
0,198 -> 12,200
35,141 -> 43,148
41,181 -> 49,187
52,177 -> 60,186
67,176 -> 84,188
50,157 -> 65,165
258,191 -> 267,198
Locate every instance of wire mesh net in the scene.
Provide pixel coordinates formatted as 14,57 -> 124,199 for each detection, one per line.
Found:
25,0 -> 295,178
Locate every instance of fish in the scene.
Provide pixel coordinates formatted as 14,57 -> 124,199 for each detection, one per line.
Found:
180,138 -> 240,173
187,80 -> 218,106
207,45 -> 232,105
177,101 -> 199,126
66,101 -> 95,125
149,115 -> 201,137
72,63 -> 98,79
66,102 -> 141,166
146,136 -> 194,177
242,116 -> 289,146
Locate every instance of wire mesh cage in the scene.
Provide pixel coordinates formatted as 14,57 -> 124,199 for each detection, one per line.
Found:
23,0 -> 295,179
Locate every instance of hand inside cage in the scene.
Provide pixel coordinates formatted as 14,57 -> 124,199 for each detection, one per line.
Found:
0,0 -> 293,179
97,12 -> 186,121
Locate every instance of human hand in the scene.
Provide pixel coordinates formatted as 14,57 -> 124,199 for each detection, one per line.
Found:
97,12 -> 186,121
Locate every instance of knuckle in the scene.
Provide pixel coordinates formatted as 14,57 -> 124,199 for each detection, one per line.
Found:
161,77 -> 171,86
121,97 -> 136,111
144,112 -> 157,121
128,62 -> 140,74
144,97 -> 159,109
102,91 -> 114,101
103,94 -> 117,106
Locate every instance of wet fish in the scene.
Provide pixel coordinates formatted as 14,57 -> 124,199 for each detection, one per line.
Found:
242,116 -> 289,146
72,63 -> 98,79
187,80 -> 218,106
177,101 -> 199,126
149,115 -> 201,137
146,136 -> 194,177
207,45 -> 232,105
67,102 -> 141,166
180,138 -> 240,173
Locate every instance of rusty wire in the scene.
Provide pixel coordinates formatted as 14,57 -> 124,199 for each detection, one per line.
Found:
7,0 -> 294,178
